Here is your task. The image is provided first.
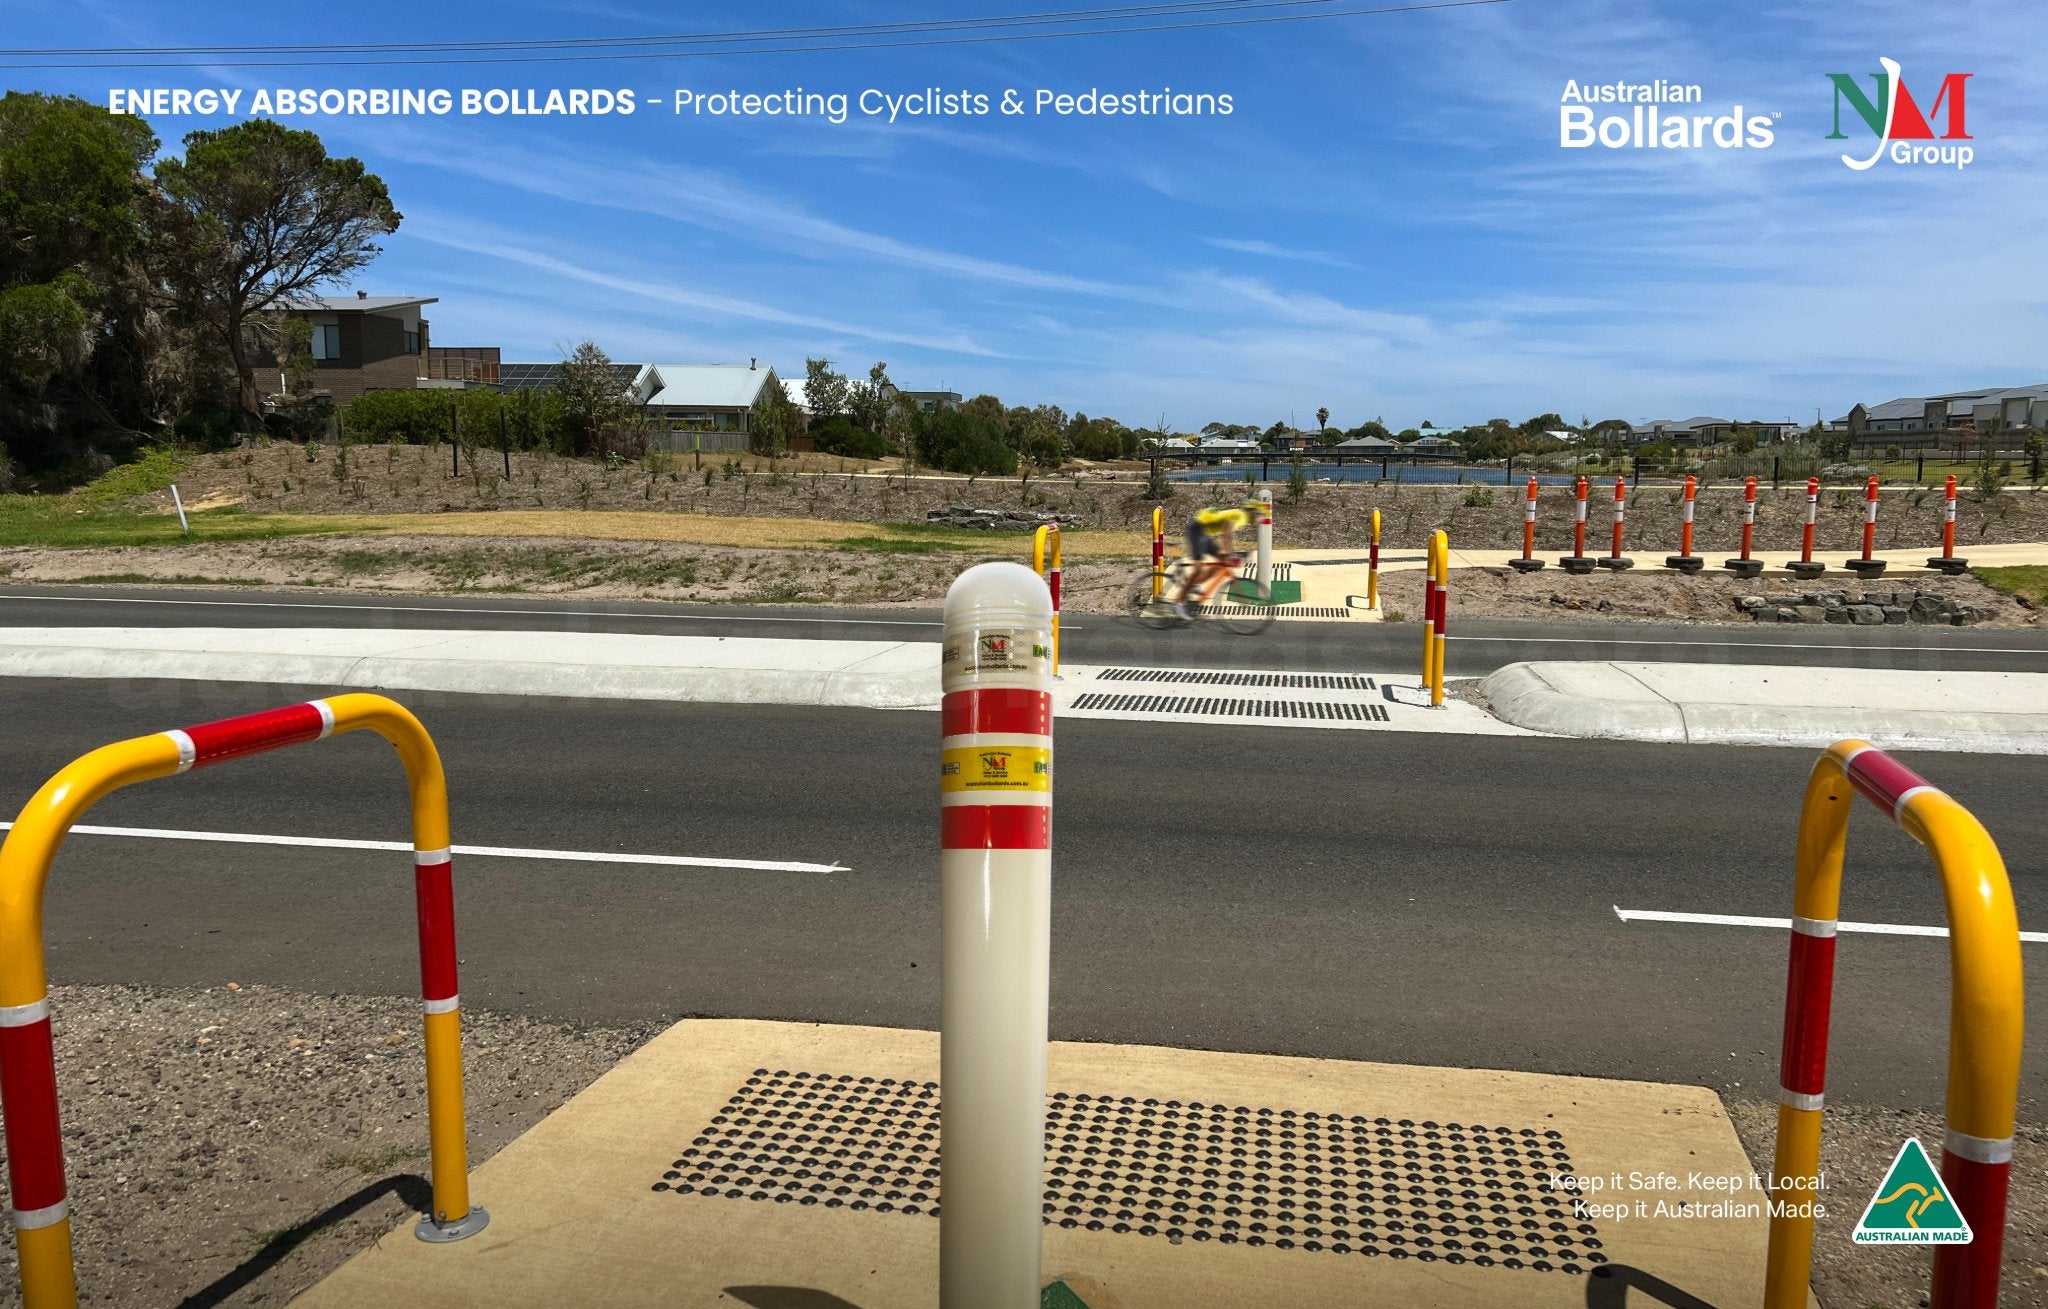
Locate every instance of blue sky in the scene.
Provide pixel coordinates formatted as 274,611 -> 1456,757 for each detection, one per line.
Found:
8,0 -> 2043,430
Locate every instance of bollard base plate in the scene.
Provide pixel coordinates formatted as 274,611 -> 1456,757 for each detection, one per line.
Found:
1594,557 -> 1635,571
1663,555 -> 1705,574
1786,561 -> 1827,578
1507,558 -> 1546,572
415,1205 -> 490,1243
1844,560 -> 1888,577
1721,558 -> 1765,578
1558,556 -> 1597,574
1924,557 -> 1970,575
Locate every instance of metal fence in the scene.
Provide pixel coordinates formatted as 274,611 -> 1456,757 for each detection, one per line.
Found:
648,430 -> 751,454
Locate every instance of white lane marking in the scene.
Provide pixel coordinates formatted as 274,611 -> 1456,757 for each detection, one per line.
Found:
0,593 -> 942,629
0,821 -> 847,874
1450,635 -> 2047,656
1613,906 -> 2048,943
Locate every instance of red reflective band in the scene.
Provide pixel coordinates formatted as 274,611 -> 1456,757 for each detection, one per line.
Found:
1433,586 -> 1447,636
414,860 -> 459,1002
942,689 -> 1052,738
1932,1154 -> 2007,1309
941,805 -> 1050,850
181,702 -> 327,768
1048,569 -> 1062,609
0,1019 -> 67,1212
1845,749 -> 1930,814
1778,929 -> 1836,1096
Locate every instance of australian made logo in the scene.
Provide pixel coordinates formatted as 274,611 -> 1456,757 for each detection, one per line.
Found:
978,634 -> 1011,662
1559,80 -> 1776,150
978,750 -> 1011,779
1851,1140 -> 1972,1245
1828,58 -> 1973,170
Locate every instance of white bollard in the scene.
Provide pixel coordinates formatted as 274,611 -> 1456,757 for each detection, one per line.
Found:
939,562 -> 1053,1309
1255,492 -> 1273,594
170,484 -> 190,535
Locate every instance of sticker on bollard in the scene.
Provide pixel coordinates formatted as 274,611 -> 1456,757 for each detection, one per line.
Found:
942,746 -> 1051,792
943,629 -> 1052,678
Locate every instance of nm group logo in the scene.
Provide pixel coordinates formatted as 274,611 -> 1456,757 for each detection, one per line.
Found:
1828,57 -> 1974,170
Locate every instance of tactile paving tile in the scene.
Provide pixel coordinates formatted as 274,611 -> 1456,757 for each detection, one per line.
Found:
653,1070 -> 1609,1275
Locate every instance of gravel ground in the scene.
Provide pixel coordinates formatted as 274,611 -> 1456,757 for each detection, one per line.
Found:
0,984 -> 2037,1307
1724,1099 -> 2048,1308
0,984 -> 647,1308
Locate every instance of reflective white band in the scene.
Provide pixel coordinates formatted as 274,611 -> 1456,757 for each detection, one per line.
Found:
1683,502 -> 1694,522
164,729 -> 196,773
0,998 -> 50,1028
939,791 -> 1052,808
1792,915 -> 1838,939
312,699 -> 336,738
1944,1128 -> 2013,1165
1946,502 -> 1957,520
940,733 -> 1053,750
423,995 -> 460,1016
1865,502 -> 1878,522
13,1200 -> 68,1230
1576,503 -> 1587,520
1743,504 -> 1756,522
1525,504 -> 1536,521
1778,1087 -> 1824,1112
1892,785 -> 1938,823
414,847 -> 452,867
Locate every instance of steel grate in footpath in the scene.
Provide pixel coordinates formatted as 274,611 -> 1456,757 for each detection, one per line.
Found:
1094,669 -> 1377,691
1205,605 -> 1353,618
1069,694 -> 1388,721
654,1069 -> 1608,1275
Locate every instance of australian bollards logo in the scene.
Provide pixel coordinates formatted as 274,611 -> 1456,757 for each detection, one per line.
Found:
1828,58 -> 1973,170
1559,80 -> 1776,151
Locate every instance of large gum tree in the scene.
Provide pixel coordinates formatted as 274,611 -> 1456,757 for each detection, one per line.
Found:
154,118 -> 399,424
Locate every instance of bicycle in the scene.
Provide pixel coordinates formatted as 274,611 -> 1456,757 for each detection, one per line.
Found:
1125,552 -> 1276,635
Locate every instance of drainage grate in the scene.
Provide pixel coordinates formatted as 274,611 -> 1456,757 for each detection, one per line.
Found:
1095,669 -> 1377,691
1070,694 -> 1388,721
654,1070 -> 1608,1275
1238,563 -> 1294,580
1206,605 -> 1353,619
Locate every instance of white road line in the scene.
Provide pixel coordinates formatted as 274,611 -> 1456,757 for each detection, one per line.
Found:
1613,906 -> 2048,943
0,593 -> 940,629
0,821 -> 847,874
1450,635 -> 2047,656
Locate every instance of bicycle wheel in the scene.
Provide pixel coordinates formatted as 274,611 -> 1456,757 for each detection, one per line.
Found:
1216,577 -> 1277,635
1126,571 -> 1184,629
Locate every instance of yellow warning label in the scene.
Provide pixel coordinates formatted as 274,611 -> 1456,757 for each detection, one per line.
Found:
941,745 -> 1051,793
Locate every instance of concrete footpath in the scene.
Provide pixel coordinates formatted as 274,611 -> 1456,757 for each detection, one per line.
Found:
4,627 -> 2047,750
1480,661 -> 2048,753
296,1018 -> 1789,1309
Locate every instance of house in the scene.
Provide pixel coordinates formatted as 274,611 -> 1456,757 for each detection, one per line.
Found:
423,346 -> 500,386
1835,385 -> 2047,448
276,292 -> 434,405
1407,434 -> 1460,452
499,360 -> 784,435
1334,434 -> 1398,451
897,389 -> 962,415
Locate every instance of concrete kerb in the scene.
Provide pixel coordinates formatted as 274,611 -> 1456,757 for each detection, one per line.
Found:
1478,661 -> 2048,754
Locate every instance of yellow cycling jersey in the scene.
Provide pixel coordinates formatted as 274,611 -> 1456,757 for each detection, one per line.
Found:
1196,507 -> 1249,532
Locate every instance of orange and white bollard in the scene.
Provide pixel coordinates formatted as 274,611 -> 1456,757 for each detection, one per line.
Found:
1559,476 -> 1594,573
1926,474 -> 1969,574
939,562 -> 1053,1309
1666,474 -> 1704,573
1845,476 -> 1886,576
1724,476 -> 1764,577
1509,477 -> 1544,572
1596,477 -> 1634,570
1789,476 -> 1826,577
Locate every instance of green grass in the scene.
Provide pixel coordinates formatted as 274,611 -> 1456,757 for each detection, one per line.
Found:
1975,565 -> 2048,606
833,534 -> 979,555
0,499 -> 359,548
69,573 -> 266,587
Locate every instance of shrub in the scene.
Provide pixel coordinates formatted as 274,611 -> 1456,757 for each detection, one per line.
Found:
810,416 -> 888,460
1462,487 -> 1494,507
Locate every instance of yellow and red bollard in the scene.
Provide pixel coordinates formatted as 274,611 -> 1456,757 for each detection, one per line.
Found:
1420,530 -> 1448,707
1559,476 -> 1594,573
1509,477 -> 1544,572
1724,476 -> 1764,578
1926,473 -> 1969,574
1596,477 -> 1634,570
1845,476 -> 1887,577
1031,523 -> 1062,676
1789,476 -> 1826,578
1665,474 -> 1704,573
1366,508 -> 1382,609
1150,507 -> 1164,598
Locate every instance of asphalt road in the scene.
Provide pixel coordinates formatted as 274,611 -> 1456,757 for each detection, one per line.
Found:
6,584 -> 2048,674
2,676 -> 2040,1115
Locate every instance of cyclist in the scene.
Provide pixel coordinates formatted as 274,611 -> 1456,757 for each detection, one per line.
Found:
1176,500 -> 1259,617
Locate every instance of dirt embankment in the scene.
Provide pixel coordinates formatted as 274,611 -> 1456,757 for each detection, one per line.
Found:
129,446 -> 2048,552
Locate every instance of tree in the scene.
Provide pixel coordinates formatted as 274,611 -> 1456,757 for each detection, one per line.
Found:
802,358 -> 851,422
1315,406 -> 1330,433
749,375 -> 798,458
154,118 -> 399,424
848,360 -> 893,434
556,340 -> 634,458
1731,425 -> 1758,455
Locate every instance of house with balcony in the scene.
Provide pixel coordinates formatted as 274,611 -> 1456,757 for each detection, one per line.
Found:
276,293 -> 434,405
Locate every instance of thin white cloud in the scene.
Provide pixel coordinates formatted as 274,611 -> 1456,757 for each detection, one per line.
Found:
1204,237 -> 1358,269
